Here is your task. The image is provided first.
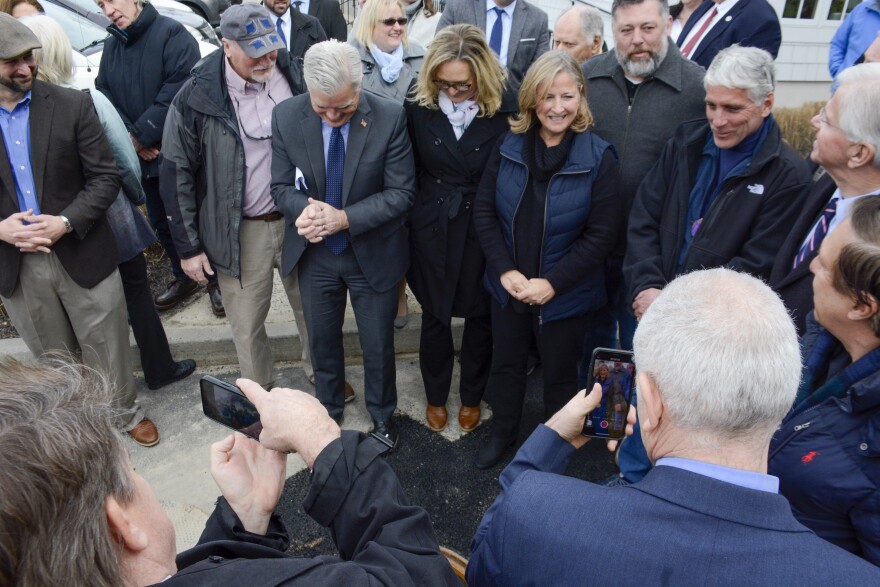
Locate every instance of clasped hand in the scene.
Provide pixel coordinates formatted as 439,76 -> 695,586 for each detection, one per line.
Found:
500,270 -> 556,306
295,197 -> 349,243
0,210 -> 66,253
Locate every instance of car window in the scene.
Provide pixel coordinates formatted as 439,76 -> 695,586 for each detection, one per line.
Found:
42,2 -> 110,54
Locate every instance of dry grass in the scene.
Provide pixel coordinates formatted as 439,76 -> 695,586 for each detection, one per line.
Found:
776,101 -> 823,158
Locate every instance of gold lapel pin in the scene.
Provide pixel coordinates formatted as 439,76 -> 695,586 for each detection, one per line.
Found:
360,119 -> 368,127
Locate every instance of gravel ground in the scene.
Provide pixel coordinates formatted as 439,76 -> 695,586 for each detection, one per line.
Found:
277,367 -> 617,560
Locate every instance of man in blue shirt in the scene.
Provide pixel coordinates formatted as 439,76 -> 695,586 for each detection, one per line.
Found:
468,268 -> 880,585
0,13 -> 158,447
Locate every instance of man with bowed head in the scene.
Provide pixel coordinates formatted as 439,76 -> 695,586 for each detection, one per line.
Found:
467,268 -> 880,585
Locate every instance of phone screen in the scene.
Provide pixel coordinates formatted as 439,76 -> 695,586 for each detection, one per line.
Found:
582,348 -> 636,440
200,375 -> 263,440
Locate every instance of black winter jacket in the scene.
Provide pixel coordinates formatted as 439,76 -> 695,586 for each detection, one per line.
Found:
623,119 -> 810,304
96,3 -> 199,178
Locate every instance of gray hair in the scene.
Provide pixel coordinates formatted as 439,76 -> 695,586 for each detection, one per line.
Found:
20,15 -> 73,86
632,269 -> 801,446
704,45 -> 776,105
0,356 -> 135,586
557,4 -> 604,43
834,67 -> 880,167
303,39 -> 362,96
612,0 -> 669,20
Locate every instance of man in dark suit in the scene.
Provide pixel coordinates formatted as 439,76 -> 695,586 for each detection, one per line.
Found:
271,40 -> 415,446
468,268 -> 880,585
437,0 -> 550,96
677,0 -> 781,69
264,0 -> 327,62
290,0 -> 347,42
770,63 -> 880,336
0,13 -> 157,446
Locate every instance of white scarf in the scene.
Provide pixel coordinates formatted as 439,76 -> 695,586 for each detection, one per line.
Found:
370,43 -> 405,84
438,92 -> 479,140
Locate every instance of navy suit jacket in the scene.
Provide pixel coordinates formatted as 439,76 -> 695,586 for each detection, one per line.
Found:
468,425 -> 880,586
677,0 -> 781,69
769,172 -> 837,337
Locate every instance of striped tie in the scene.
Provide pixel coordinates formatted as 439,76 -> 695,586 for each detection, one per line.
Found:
793,198 -> 839,270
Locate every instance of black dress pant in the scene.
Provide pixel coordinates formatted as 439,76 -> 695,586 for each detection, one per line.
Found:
118,252 -> 176,384
486,299 -> 593,440
143,176 -> 187,282
420,309 -> 491,408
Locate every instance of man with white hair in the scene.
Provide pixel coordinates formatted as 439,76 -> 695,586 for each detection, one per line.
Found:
553,4 -> 604,64
770,63 -> 880,335
271,40 -> 415,447
625,45 -> 810,321
467,268 -> 880,584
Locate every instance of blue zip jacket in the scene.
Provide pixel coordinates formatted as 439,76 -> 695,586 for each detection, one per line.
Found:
829,0 -> 880,81
474,129 -> 619,325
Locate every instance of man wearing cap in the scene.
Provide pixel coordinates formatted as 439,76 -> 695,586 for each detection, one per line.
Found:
0,13 -> 158,446
162,5 -> 343,393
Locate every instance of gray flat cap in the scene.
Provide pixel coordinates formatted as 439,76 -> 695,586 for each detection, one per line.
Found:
0,12 -> 41,60
220,5 -> 285,58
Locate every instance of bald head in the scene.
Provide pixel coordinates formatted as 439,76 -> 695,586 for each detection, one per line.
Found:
554,5 -> 603,64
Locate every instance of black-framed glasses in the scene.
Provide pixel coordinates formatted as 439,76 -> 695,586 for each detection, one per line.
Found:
378,17 -> 408,25
232,92 -> 278,141
432,79 -> 473,92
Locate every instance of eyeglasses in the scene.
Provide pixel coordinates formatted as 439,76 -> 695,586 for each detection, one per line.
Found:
432,79 -> 474,92
378,17 -> 408,25
233,92 -> 278,141
817,107 -> 841,131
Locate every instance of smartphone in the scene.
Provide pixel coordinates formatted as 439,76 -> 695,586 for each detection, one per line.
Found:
200,375 -> 263,440
581,348 -> 636,440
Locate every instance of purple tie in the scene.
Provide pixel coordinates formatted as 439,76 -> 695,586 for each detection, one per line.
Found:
793,198 -> 839,269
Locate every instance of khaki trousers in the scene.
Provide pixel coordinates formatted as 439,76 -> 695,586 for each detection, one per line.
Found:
217,218 -> 312,388
2,253 -> 142,430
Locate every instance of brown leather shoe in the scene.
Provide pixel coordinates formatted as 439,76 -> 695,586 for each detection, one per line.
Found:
426,404 -> 448,432
344,381 -> 356,403
206,282 -> 225,317
128,418 -> 160,447
458,405 -> 481,432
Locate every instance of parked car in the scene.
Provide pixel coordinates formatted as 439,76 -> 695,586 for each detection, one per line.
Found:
44,0 -> 220,47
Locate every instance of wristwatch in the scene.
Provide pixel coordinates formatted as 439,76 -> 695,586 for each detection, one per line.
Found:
59,215 -> 73,234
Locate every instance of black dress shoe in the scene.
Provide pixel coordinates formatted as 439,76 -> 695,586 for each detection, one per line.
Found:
372,420 -> 398,449
475,436 -> 516,469
206,281 -> 225,317
147,359 -> 196,390
154,278 -> 199,311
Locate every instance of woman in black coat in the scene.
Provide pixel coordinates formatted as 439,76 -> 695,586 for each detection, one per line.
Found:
96,0 -> 202,311
406,24 -> 512,433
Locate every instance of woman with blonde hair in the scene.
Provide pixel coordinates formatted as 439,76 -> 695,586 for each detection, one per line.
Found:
406,24 -> 511,434
352,0 -> 426,327
472,50 -> 622,468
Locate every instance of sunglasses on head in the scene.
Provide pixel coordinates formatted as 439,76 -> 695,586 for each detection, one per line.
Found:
379,17 -> 408,25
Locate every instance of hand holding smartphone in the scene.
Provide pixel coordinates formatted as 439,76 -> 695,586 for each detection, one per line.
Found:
200,375 -> 263,440
582,348 -> 636,440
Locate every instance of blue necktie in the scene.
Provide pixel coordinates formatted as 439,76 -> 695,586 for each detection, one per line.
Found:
276,17 -> 287,48
324,127 -> 349,255
489,7 -> 504,57
793,197 -> 838,269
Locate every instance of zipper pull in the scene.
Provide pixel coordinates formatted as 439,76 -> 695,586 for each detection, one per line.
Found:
793,421 -> 811,431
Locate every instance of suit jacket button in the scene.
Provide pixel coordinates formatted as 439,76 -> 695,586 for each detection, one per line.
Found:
475,147 -> 480,151
436,178 -> 441,184
434,138 -> 441,146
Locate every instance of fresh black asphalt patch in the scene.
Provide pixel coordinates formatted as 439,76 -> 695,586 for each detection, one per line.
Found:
276,368 -> 617,560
